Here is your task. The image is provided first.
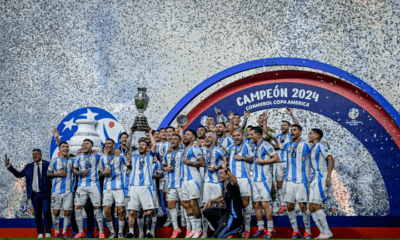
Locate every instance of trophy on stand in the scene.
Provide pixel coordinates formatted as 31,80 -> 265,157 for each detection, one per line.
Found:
131,87 -> 150,132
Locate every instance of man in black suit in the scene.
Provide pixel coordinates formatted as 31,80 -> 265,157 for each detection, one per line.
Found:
7,149 -> 53,238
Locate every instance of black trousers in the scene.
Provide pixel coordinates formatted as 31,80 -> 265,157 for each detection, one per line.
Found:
31,192 -> 52,234
203,207 -> 244,238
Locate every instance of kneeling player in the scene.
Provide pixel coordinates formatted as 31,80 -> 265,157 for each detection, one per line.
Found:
203,161 -> 244,238
101,139 -> 131,238
47,142 -> 75,238
308,129 -> 334,239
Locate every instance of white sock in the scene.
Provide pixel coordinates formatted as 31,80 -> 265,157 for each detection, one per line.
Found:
63,215 -> 71,233
302,210 -> 311,233
277,188 -> 285,206
185,211 -> 192,230
311,212 -> 323,234
257,220 -> 264,230
316,210 -> 331,234
118,220 -> 124,235
129,228 -> 134,234
106,221 -> 115,234
52,215 -> 60,233
75,209 -> 84,233
267,220 -> 274,232
243,205 -> 252,232
138,218 -> 144,236
170,208 -> 179,229
188,216 -> 196,231
94,209 -> 104,233
195,218 -> 202,232
288,211 -> 298,232
151,217 -> 157,236
180,206 -> 186,226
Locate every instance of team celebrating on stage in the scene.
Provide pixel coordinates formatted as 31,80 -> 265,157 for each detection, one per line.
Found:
7,108 -> 335,239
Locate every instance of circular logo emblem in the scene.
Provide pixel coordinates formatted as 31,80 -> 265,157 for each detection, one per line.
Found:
348,108 -> 359,120
50,107 -> 123,160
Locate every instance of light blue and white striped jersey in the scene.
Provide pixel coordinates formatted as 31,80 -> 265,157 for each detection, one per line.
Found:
271,132 -> 291,162
159,141 -> 171,160
156,141 -> 164,160
228,142 -> 254,179
309,142 -> 332,180
218,136 -> 234,151
282,140 -> 311,184
129,151 -> 156,186
201,146 -> 226,183
48,156 -> 75,194
163,149 -> 184,188
101,154 -> 130,191
73,153 -> 103,190
181,145 -> 204,181
253,140 -> 276,182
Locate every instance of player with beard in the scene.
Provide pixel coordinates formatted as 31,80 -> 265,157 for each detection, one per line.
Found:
201,132 -> 227,237
248,127 -> 280,239
227,129 -> 255,238
308,129 -> 334,239
203,160 -> 244,238
72,139 -> 105,238
232,111 -> 250,130
47,142 -> 75,238
118,131 -> 135,156
263,108 -> 299,215
126,129 -> 157,238
197,126 -> 207,140
101,139 -> 131,238
210,122 -> 233,153
181,129 -> 206,238
162,134 -> 184,238
282,124 -> 312,239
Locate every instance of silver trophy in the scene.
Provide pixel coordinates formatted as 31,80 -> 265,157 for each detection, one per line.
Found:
132,87 -> 150,131
176,114 -> 188,126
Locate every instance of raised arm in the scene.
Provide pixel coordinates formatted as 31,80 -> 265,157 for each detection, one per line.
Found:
53,128 -> 61,146
7,161 -> 26,178
261,112 -> 273,137
148,128 -> 157,153
223,160 -> 237,185
286,107 -> 300,125
241,111 -> 250,130
228,111 -> 234,136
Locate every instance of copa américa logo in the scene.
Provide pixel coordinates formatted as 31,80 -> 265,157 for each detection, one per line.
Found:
50,107 -> 123,160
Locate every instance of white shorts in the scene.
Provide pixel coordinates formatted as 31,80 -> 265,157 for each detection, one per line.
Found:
181,180 -> 201,201
159,176 -> 168,191
128,186 -> 155,211
237,177 -> 252,197
202,182 -> 222,203
274,162 -> 286,182
284,181 -> 308,203
51,192 -> 73,211
74,186 -> 102,207
103,189 -> 125,207
252,181 -> 272,202
166,187 -> 183,202
309,178 -> 329,205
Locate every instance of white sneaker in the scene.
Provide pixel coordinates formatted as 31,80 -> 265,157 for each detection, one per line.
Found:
37,234 -> 44,238
318,233 -> 330,239
45,233 -> 51,238
109,232 -> 116,238
163,218 -> 172,227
